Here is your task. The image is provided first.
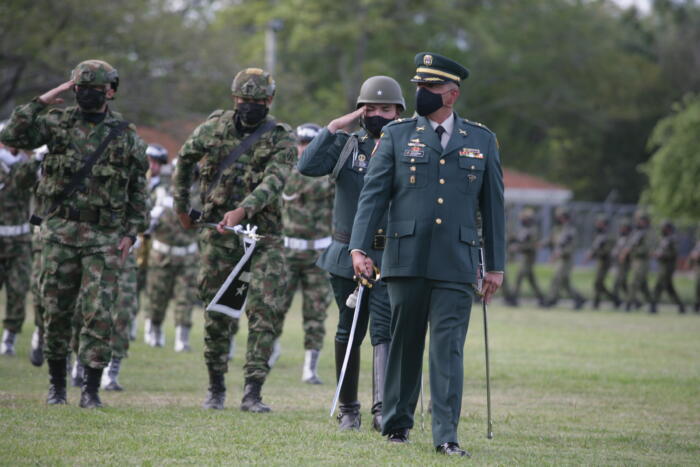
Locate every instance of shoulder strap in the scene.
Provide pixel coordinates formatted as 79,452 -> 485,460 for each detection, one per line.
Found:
205,119 -> 277,199
331,134 -> 358,181
47,120 -> 130,214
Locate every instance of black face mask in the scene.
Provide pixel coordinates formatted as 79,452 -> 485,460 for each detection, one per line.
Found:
75,87 -> 107,113
235,102 -> 269,128
415,87 -> 444,116
361,115 -> 393,138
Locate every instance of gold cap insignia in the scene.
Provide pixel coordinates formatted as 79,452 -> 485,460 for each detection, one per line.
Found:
423,54 -> 433,66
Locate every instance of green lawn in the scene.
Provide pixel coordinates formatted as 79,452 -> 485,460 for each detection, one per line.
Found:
1,294 -> 699,465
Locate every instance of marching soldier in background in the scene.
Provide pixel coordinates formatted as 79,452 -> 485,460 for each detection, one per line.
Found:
0,135 -> 39,356
349,53 -> 504,456
622,210 -> 654,313
145,153 -> 200,351
690,232 -> 700,313
274,123 -> 334,384
505,207 -> 545,307
175,67 -> 295,412
651,220 -> 685,314
298,76 -> 405,431
138,143 -> 169,342
543,206 -> 586,309
29,146 -> 48,366
587,214 -> 620,309
0,60 -> 149,407
611,217 -> 633,309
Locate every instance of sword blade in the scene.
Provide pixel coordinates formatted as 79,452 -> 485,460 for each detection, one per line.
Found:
329,285 -> 365,417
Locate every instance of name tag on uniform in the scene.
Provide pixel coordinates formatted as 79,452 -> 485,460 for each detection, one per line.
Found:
459,148 -> 483,159
404,145 -> 425,158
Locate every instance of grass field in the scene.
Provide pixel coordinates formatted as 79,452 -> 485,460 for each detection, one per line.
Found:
1,292 -> 699,465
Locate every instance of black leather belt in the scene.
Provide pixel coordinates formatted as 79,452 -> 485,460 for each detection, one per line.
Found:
332,230 -> 385,250
55,206 -> 100,224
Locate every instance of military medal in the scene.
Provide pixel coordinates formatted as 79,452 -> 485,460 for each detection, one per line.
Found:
459,148 -> 483,159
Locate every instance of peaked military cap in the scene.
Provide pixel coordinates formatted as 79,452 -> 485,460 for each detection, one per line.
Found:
411,52 -> 469,86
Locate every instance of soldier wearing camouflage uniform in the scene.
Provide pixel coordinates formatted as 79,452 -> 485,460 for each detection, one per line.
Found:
651,221 -> 685,314
505,208 -> 545,307
274,123 -> 334,384
544,206 -> 586,309
611,218 -> 633,308
146,149 -> 200,352
622,210 -> 654,313
174,68 -> 295,412
0,138 -> 39,356
587,215 -> 620,309
298,76 -> 405,431
690,234 -> 700,313
0,60 -> 149,408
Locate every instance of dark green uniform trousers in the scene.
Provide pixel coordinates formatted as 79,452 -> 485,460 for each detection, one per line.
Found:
329,274 -> 391,346
383,277 -> 473,447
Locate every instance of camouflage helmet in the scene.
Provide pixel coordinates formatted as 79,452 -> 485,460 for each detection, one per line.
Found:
231,68 -> 276,100
71,60 -> 119,90
594,213 -> 609,225
296,123 -> 321,144
356,76 -> 406,111
634,208 -> 650,222
661,219 -> 675,232
618,217 -> 632,230
519,207 -> 536,220
146,144 -> 168,164
555,205 -> 571,219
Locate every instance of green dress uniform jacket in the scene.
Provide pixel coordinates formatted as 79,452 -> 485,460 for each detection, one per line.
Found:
298,127 -> 387,279
349,114 -> 505,279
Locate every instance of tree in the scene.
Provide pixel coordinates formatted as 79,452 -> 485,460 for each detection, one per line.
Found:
641,94 -> 700,221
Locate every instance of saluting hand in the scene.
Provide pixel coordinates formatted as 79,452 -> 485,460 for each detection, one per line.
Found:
328,107 -> 365,134
38,80 -> 74,105
482,272 -> 503,304
217,207 -> 246,234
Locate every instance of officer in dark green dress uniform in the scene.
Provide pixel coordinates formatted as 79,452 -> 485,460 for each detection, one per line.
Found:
298,76 -> 405,431
350,53 -> 505,457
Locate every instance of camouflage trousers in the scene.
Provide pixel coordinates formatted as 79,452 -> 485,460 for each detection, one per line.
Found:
612,261 -> 630,302
200,238 -> 287,382
627,259 -> 653,305
275,249 -> 331,351
652,264 -> 683,306
111,254 -> 138,359
546,257 -> 585,304
593,258 -> 617,304
1,242 -> 31,333
511,254 -> 544,301
147,251 -> 198,328
41,240 -> 119,369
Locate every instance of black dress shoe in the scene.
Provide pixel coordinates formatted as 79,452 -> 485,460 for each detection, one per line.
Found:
436,442 -> 470,457
387,428 -> 409,443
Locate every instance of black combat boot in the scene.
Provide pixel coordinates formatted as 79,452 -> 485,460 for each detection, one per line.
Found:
371,343 -> 389,432
47,359 -> 68,405
649,302 -> 658,314
240,378 -> 271,413
79,366 -> 104,408
335,340 -> 361,430
203,369 -> 226,410
678,303 -> 686,314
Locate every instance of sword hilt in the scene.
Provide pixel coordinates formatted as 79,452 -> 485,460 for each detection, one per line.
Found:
353,265 -> 380,288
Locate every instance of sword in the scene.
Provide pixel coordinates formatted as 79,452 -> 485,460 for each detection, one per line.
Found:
329,268 -> 379,417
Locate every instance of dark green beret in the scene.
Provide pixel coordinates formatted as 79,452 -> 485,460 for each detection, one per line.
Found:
411,52 -> 469,86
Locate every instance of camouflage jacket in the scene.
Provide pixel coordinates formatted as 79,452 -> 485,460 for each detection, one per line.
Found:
547,224 -> 576,259
280,168 -> 334,240
654,235 -> 677,267
589,232 -> 614,260
174,110 -> 295,247
0,99 -> 149,247
511,224 -> 539,257
150,173 -> 200,247
611,233 -> 631,265
627,227 -> 651,260
0,154 -> 39,254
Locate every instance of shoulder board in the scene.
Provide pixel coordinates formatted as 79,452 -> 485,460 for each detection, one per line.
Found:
206,109 -> 228,120
387,117 -> 417,128
463,118 -> 494,134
